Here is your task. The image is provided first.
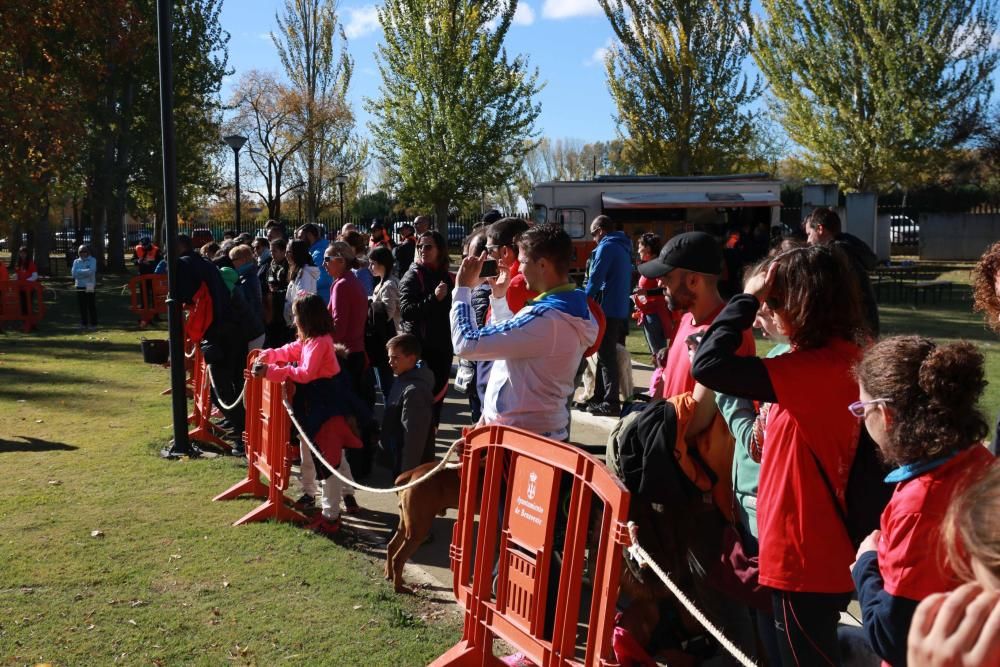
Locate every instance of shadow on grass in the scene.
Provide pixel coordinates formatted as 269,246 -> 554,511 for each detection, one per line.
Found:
0,435 -> 78,453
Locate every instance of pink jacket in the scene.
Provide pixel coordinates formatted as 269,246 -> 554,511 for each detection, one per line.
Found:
259,335 -> 340,384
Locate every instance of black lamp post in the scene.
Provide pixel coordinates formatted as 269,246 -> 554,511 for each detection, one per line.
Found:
335,173 -> 347,229
223,134 -> 248,234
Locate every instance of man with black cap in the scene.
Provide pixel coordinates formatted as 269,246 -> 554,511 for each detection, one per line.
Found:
392,222 -> 416,279
639,231 -> 755,398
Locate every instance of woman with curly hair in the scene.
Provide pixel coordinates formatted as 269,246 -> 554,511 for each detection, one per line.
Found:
846,336 -> 996,666
972,240 -> 1000,455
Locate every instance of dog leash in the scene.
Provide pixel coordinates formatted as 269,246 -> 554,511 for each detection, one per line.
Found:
282,384 -> 463,494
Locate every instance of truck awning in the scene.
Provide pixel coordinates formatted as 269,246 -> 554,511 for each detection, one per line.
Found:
601,191 -> 781,210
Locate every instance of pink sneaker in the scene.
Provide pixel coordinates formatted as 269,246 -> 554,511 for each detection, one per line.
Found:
500,653 -> 535,667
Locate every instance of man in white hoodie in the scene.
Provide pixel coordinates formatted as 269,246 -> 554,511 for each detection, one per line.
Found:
450,223 -> 599,441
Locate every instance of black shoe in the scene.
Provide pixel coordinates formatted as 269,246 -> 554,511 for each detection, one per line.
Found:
573,400 -> 597,411
230,445 -> 246,457
587,402 -> 620,417
343,494 -> 360,514
295,494 -> 316,510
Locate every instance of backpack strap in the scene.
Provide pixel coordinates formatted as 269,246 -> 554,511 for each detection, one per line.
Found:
805,446 -> 849,527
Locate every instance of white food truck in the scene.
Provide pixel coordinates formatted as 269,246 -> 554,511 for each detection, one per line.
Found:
530,174 -> 783,274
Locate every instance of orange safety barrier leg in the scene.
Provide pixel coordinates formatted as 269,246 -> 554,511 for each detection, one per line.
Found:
217,354 -> 306,526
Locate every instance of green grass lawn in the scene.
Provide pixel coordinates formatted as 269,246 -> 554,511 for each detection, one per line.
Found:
0,276 -> 459,666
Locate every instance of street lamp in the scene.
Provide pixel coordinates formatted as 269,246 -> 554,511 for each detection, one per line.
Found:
223,134 -> 248,234
335,173 -> 347,230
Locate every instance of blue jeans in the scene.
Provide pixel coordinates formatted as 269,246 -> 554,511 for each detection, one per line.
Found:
641,314 -> 667,357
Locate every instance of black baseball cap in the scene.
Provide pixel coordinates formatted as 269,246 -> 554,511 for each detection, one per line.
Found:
638,231 -> 722,278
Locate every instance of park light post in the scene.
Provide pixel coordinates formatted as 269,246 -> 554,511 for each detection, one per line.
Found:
223,134 -> 248,234
335,173 -> 347,229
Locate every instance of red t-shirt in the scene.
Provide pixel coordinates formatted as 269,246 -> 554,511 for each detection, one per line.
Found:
0,263 -> 8,281
660,305 -> 756,399
878,445 -> 996,600
507,259 -> 536,314
757,338 -> 863,593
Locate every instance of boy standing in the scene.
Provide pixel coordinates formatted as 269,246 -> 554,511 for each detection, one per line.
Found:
381,334 -> 435,476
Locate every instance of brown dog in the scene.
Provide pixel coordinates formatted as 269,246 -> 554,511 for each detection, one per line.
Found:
384,461 -> 461,594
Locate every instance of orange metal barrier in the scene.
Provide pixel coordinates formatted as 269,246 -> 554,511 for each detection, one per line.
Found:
186,346 -> 231,451
0,281 -> 45,332
128,274 -> 167,326
434,425 -> 631,667
213,351 -> 305,526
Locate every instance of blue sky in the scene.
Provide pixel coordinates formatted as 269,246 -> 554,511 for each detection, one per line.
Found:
220,0 -> 623,143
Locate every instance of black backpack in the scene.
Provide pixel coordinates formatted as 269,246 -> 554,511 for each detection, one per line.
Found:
808,425 -> 895,547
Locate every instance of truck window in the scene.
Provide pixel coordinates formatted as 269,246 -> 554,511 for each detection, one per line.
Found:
533,204 -> 548,225
554,208 -> 586,238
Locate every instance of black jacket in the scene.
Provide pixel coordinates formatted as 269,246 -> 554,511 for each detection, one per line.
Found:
834,233 -> 880,336
392,239 -> 416,280
398,263 -> 454,356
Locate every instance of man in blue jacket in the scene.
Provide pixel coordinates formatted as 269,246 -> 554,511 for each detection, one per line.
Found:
296,223 -> 331,302
584,215 -> 633,416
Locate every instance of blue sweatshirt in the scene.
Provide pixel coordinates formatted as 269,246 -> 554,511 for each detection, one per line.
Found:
584,231 -> 633,319
310,238 -> 332,300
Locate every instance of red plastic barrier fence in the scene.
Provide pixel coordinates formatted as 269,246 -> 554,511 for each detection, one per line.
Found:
128,274 -> 167,326
434,425 -> 631,667
0,281 -> 45,332
213,350 -> 305,526
186,346 -> 231,451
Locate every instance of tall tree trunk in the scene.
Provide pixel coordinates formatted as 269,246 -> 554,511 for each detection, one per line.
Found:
434,199 -> 450,233
34,196 -> 52,275
108,77 -> 134,272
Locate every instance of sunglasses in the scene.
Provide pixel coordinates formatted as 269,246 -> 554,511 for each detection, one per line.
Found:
323,255 -> 343,263
848,398 -> 892,418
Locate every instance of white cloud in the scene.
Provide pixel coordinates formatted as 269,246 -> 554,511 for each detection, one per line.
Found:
585,38 -> 614,67
542,0 -> 603,20
258,32 -> 272,42
344,5 -> 380,39
513,3 -> 536,26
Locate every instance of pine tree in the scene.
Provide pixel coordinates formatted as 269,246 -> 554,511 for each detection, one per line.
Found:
365,0 -> 541,225
597,0 -> 760,176
755,0 -> 999,191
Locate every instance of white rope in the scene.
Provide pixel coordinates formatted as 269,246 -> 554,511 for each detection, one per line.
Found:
281,384 -> 462,494
206,364 -> 247,411
625,521 -> 757,667
184,345 -> 196,359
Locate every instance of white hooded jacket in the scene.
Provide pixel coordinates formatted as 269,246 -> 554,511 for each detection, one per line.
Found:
450,284 -> 599,439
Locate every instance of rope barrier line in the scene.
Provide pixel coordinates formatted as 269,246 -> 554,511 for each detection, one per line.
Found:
625,521 -> 757,667
206,364 -> 247,411
281,384 -> 462,495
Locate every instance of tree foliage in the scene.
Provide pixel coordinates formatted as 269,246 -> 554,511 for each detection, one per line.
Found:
227,71 -> 306,220
598,0 -> 760,176
366,0 -> 542,223
273,0 -> 366,221
0,0 -> 228,270
755,0 -> 999,192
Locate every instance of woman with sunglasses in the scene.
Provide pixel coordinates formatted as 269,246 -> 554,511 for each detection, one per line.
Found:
692,244 -> 871,666
843,336 -> 995,667
399,230 -> 454,435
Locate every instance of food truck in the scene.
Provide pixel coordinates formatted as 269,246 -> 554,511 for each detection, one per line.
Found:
530,174 -> 782,274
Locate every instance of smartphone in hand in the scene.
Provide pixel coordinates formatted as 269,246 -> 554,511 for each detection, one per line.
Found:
479,259 -> 499,278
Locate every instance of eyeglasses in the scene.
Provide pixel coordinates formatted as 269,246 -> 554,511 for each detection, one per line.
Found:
323,255 -> 343,263
848,398 -> 892,418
